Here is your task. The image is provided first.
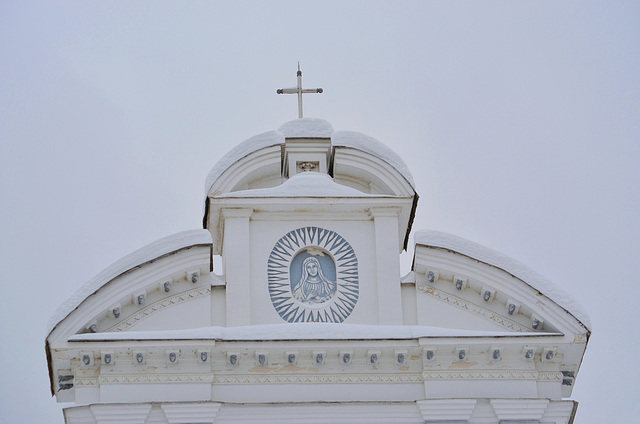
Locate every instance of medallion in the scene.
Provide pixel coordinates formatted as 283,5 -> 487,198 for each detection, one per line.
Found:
268,227 -> 359,322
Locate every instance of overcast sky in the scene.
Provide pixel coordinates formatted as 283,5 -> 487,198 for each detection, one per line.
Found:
1,1 -> 638,422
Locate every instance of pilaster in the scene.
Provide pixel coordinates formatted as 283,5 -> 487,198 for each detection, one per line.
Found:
161,403 -> 221,423
90,404 -> 151,424
417,399 -> 477,422
541,401 -> 576,424
371,207 -> 403,324
64,407 -> 95,424
490,399 -> 549,422
222,208 -> 253,326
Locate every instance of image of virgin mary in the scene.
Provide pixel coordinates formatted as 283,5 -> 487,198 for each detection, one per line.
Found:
292,256 -> 337,304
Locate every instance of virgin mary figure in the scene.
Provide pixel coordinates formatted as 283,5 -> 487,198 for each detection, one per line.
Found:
292,256 -> 336,304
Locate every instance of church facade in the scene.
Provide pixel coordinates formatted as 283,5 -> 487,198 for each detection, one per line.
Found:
46,118 -> 590,423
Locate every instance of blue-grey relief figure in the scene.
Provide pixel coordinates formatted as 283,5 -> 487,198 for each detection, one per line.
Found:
291,256 -> 337,304
269,227 -> 358,322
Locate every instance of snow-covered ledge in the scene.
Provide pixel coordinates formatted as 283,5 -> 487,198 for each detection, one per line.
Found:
414,230 -> 590,331
69,323 -> 549,342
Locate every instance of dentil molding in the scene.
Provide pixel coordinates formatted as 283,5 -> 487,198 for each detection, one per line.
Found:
422,370 -> 562,381
416,284 -> 531,332
212,373 -> 422,385
76,370 -> 561,387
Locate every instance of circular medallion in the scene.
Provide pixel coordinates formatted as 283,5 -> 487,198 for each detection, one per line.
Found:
268,227 -> 359,322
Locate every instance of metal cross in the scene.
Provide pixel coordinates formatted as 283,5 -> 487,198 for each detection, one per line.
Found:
277,63 -> 323,118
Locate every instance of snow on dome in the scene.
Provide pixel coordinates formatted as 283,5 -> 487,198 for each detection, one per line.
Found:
217,171 -> 387,198
204,119 -> 416,199
69,322 -> 549,342
414,230 -> 591,330
47,229 -> 212,336
204,130 -> 284,197
332,130 -> 416,189
277,118 -> 334,138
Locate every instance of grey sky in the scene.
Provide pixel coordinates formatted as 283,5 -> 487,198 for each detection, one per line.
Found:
1,1 -> 638,422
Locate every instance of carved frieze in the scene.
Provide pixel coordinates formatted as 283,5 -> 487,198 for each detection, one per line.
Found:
105,287 -> 211,332
212,373 -> 422,385
422,370 -> 562,381
98,373 -> 214,384
76,370 -> 561,387
416,284 -> 531,332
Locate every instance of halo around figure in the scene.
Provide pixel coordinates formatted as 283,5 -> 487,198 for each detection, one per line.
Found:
268,226 -> 359,323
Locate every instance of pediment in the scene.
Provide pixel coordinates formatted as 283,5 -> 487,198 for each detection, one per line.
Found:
47,230 -> 214,344
410,230 -> 590,340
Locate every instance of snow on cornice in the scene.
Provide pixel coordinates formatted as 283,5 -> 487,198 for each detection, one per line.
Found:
414,230 -> 591,331
204,130 -> 284,197
69,322 -> 554,342
47,229 -> 212,336
204,119 -> 416,197
217,172 -> 390,198
332,130 -> 415,189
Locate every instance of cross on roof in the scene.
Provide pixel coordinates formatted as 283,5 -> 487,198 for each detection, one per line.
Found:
277,63 -> 323,119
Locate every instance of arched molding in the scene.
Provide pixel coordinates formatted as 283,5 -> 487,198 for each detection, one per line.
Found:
48,244 -> 212,344
206,138 -> 416,199
204,130 -> 284,195
412,239 -> 589,339
332,146 -> 415,197
207,145 -> 284,197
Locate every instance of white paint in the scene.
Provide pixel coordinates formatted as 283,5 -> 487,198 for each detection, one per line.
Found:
47,229 -> 212,336
218,171 -> 382,198
204,118 -> 416,197
46,118 -> 588,424
372,207 -> 403,324
221,208 -> 252,326
69,322 -> 545,342
415,230 -> 591,330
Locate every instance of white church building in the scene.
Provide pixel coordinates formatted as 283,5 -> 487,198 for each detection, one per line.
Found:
46,116 -> 590,423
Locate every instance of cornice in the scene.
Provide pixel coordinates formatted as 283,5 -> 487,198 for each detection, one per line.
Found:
413,244 -> 589,337
50,248 -> 211,343
221,208 -> 254,218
